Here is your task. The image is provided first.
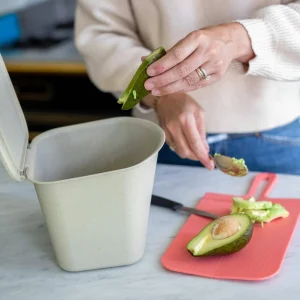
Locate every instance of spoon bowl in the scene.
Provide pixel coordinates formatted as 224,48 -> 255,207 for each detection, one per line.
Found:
210,154 -> 248,177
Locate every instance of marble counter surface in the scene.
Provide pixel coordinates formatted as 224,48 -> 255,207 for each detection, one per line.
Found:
1,163 -> 300,300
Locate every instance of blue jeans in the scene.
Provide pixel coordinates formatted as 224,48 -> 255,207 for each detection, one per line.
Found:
157,117 -> 300,175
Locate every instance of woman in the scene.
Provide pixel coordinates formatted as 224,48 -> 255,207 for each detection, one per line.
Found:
74,0 -> 300,175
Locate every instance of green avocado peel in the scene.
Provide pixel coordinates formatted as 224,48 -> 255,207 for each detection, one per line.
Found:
118,46 -> 166,110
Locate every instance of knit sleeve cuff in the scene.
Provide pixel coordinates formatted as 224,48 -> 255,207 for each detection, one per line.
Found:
236,19 -> 277,77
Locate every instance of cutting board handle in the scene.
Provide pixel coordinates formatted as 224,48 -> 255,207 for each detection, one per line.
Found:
244,173 -> 278,199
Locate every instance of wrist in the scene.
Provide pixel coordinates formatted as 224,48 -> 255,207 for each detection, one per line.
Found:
226,22 -> 255,63
140,94 -> 156,108
141,94 -> 161,110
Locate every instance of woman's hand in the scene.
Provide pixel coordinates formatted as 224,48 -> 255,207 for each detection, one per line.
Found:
142,93 -> 214,170
144,22 -> 254,96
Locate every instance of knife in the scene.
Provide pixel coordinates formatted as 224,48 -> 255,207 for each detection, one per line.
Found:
151,195 -> 219,220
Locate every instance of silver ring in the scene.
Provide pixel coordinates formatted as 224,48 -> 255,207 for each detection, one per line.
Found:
196,67 -> 211,81
195,67 -> 205,80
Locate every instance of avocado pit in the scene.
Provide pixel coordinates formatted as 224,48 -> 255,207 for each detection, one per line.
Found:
211,216 -> 241,240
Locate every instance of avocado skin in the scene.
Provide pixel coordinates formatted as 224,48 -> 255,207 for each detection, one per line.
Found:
187,214 -> 253,257
118,47 -> 166,110
190,225 -> 253,257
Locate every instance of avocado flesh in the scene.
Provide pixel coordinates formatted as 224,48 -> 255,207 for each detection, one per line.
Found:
233,197 -> 272,210
118,46 -> 166,110
187,214 -> 253,257
243,209 -> 270,223
230,198 -> 289,225
231,205 -> 243,214
231,205 -> 239,214
261,204 -> 289,222
229,157 -> 248,177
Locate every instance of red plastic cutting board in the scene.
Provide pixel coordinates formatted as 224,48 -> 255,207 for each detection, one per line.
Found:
161,173 -> 300,281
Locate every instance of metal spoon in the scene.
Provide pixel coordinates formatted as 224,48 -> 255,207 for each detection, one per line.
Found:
209,154 -> 248,177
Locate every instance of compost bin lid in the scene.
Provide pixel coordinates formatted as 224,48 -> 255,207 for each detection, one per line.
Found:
0,54 -> 29,181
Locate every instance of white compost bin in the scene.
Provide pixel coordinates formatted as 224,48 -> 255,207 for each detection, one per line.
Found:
0,55 -> 165,272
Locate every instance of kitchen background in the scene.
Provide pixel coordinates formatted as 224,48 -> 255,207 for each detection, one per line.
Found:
0,0 -> 130,142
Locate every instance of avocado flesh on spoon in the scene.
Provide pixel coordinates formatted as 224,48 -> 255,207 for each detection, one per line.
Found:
212,153 -> 248,177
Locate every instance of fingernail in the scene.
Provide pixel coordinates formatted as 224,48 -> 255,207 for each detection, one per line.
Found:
152,89 -> 160,96
208,160 -> 215,170
147,68 -> 156,76
145,82 -> 154,90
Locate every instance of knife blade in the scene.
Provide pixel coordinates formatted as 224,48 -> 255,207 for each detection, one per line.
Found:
151,195 -> 219,220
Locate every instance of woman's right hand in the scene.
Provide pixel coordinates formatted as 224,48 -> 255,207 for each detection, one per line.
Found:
142,93 -> 214,170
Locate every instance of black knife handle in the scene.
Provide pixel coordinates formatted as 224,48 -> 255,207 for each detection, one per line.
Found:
151,195 -> 183,211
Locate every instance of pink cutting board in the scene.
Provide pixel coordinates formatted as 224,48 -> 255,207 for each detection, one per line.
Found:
161,173 -> 300,281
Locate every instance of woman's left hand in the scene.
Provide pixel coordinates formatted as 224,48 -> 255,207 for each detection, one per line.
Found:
144,23 -> 254,96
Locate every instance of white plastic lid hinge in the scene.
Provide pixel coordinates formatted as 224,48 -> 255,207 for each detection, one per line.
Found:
20,167 -> 27,178
21,146 -> 33,179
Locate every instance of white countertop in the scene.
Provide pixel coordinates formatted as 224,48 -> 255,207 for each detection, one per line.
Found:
1,163 -> 300,300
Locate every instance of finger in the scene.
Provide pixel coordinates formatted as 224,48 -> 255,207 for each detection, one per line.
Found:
195,111 -> 211,155
195,115 -> 210,152
198,60 -> 223,79
203,137 -> 209,152
162,126 -> 173,146
150,62 -> 216,96
162,125 -> 188,156
152,73 -> 219,96
147,32 -> 201,77
169,125 -> 198,160
162,124 -> 181,153
183,116 -> 214,169
184,73 -> 221,92
195,111 -> 213,167
145,47 -> 209,90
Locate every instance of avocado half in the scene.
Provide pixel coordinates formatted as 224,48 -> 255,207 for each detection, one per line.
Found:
187,213 -> 253,257
117,46 -> 166,110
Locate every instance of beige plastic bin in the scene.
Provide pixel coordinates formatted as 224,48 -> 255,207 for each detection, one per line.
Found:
0,55 -> 165,272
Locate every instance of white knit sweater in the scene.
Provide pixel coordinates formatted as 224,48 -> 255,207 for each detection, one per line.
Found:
75,0 -> 300,133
